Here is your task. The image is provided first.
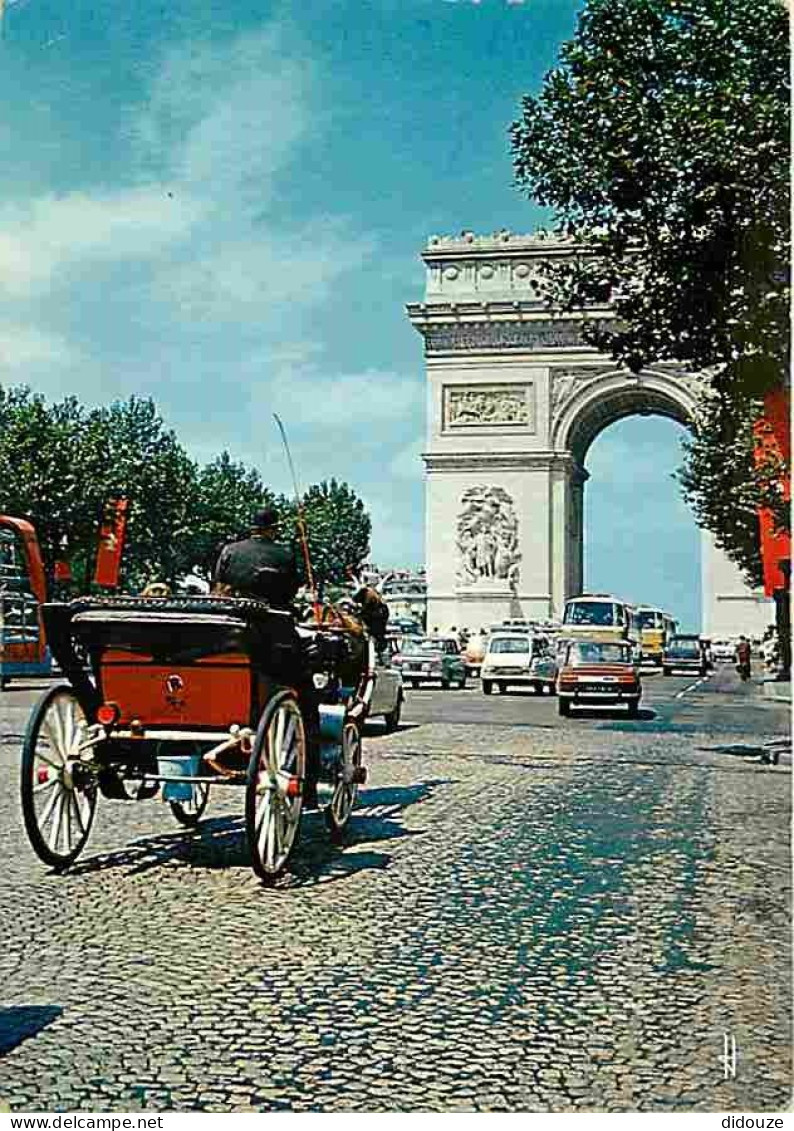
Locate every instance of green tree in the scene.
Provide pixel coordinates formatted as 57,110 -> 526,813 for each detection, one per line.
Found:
0,388 -> 199,591
511,0 -> 790,578
0,387 -> 91,575
282,479 -> 371,596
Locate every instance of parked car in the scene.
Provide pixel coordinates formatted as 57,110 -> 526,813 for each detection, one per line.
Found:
368,640 -> 405,731
662,634 -> 709,676
556,639 -> 642,717
394,636 -> 467,689
481,632 -> 557,695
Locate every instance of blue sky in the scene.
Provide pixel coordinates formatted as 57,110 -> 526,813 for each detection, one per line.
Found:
0,0 -> 700,628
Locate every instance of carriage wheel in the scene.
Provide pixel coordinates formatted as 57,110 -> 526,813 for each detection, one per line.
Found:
246,690 -> 306,883
170,781 -> 210,827
21,684 -> 97,870
325,721 -> 362,843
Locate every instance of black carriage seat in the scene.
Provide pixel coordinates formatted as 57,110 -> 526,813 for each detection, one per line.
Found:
43,594 -> 302,680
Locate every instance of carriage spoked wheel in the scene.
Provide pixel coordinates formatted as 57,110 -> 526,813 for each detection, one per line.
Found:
324,721 -> 362,843
246,690 -> 306,883
169,781 -> 210,827
21,684 -> 98,870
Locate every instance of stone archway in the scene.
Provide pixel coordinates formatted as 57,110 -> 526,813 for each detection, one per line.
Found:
407,231 -> 772,636
548,367 -> 701,610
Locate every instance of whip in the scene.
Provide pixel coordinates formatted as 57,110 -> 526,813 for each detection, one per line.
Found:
273,414 -> 321,623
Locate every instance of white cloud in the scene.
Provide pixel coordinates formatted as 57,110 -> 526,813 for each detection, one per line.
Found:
0,322 -> 79,370
157,218 -> 373,321
0,188 -> 205,297
133,29 -> 311,206
254,365 -> 424,427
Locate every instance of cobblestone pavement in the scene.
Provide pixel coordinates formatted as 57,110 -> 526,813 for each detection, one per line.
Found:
0,671 -> 789,1112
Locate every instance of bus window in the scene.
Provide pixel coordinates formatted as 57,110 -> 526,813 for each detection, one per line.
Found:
564,600 -> 616,627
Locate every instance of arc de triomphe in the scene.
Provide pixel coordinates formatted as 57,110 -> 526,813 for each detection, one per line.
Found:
406,231 -> 772,636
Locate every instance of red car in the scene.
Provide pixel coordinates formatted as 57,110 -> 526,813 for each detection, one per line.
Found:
556,640 -> 642,717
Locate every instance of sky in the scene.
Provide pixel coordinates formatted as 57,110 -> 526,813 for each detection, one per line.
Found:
0,0 -> 700,629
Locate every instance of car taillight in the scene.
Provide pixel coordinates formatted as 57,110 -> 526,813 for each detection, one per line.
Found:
96,702 -> 120,727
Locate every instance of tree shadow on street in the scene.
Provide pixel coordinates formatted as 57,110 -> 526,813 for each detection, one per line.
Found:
65,780 -> 451,886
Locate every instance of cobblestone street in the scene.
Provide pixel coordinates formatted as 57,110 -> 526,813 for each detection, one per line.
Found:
0,669 -> 790,1112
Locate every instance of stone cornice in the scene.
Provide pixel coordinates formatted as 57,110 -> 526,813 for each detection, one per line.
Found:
423,231 -> 579,259
409,318 -> 616,354
422,450 -> 580,473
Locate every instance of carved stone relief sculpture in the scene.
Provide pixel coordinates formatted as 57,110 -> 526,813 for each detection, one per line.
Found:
457,486 -> 521,586
445,385 -> 533,429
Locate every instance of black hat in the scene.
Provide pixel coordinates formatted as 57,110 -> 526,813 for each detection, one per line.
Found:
252,507 -> 281,529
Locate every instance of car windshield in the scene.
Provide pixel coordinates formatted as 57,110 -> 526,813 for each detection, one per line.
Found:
637,610 -> 663,629
670,639 -> 700,655
567,642 -> 631,665
400,638 -> 446,655
489,637 -> 531,654
564,601 -> 617,626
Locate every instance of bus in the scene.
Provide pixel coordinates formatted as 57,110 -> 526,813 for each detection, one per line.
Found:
0,516 -> 51,686
561,594 -> 637,645
635,606 -> 678,665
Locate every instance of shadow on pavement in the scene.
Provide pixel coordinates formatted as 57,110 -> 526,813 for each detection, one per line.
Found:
64,780 -> 449,886
0,1005 -> 63,1055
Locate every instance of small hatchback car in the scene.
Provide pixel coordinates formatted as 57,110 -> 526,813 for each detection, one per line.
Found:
556,639 -> 642,717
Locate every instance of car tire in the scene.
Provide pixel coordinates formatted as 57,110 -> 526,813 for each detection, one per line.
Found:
383,694 -> 402,733
663,667 -> 671,677
482,681 -> 493,696
558,699 -> 571,717
497,683 -> 508,695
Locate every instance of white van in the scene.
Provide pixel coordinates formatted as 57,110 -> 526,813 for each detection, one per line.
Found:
481,632 -> 557,696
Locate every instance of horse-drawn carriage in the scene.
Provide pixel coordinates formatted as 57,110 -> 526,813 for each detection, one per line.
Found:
21,595 -> 375,882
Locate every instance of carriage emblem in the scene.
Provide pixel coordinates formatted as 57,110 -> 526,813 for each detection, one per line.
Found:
164,673 -> 186,707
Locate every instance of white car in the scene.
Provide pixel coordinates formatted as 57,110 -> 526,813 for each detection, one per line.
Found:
481,632 -> 557,695
368,642 -> 405,731
711,639 -> 736,663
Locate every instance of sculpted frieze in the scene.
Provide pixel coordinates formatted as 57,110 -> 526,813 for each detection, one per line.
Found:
445,385 -> 534,430
422,321 -> 587,353
457,486 -> 521,587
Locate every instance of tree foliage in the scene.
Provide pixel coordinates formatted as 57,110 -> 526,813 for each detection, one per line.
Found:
281,479 -> 372,595
511,0 -> 790,580
0,388 -> 372,597
190,453 -> 273,582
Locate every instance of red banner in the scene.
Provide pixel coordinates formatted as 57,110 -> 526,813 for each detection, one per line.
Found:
93,498 -> 129,588
754,389 -> 791,597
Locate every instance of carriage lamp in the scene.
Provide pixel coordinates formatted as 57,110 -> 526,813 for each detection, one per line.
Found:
96,702 -> 120,727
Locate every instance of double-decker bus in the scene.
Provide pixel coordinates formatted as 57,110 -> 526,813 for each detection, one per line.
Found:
0,516 -> 51,686
635,606 -> 678,665
561,594 -> 637,646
